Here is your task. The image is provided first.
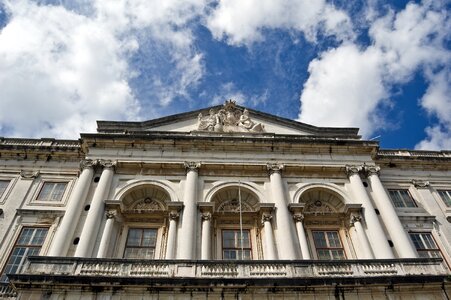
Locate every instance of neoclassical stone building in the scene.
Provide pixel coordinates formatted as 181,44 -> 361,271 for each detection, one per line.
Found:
0,100 -> 450,299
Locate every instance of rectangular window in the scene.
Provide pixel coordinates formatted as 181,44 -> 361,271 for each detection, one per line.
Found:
312,230 -> 345,260
438,190 -> 451,207
0,227 -> 48,282
36,182 -> 67,202
388,189 -> 417,208
123,228 -> 157,259
0,180 -> 10,198
410,233 -> 442,258
222,229 -> 252,260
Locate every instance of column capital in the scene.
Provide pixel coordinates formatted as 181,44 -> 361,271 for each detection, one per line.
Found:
364,165 -> 380,177
350,214 -> 362,227
292,213 -> 305,223
201,212 -> 212,221
169,211 -> 180,220
80,159 -> 96,170
261,213 -> 273,225
99,159 -> 117,169
266,163 -> 284,175
345,165 -> 363,177
184,161 -> 201,172
105,210 -> 117,219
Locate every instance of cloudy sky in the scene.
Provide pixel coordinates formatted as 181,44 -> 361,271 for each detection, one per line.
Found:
0,0 -> 449,150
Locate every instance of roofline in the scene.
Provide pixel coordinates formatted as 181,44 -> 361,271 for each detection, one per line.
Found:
96,104 -> 360,136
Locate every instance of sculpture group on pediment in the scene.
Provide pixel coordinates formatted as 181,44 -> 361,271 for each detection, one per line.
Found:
197,100 -> 265,133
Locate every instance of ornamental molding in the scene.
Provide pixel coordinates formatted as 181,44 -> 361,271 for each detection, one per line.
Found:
411,179 -> 430,188
168,211 -> 180,220
196,100 -> 265,133
350,214 -> 362,227
216,199 -> 255,213
131,198 -> 165,211
20,170 -> 40,179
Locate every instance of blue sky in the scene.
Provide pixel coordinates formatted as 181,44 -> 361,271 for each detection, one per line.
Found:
0,0 -> 449,150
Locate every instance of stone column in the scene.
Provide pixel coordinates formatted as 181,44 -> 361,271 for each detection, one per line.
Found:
178,162 -> 200,259
346,165 -> 394,259
350,214 -> 374,259
48,159 -> 95,256
365,165 -> 417,258
75,160 -> 115,257
261,213 -> 277,260
293,214 -> 311,259
165,211 -> 179,259
97,210 -> 118,258
200,212 -> 212,260
267,163 -> 298,259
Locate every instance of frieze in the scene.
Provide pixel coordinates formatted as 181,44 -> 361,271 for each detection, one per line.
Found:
197,100 -> 265,133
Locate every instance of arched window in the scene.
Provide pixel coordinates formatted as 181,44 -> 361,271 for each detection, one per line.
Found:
101,184 -> 180,259
297,188 -> 355,260
207,186 -> 264,260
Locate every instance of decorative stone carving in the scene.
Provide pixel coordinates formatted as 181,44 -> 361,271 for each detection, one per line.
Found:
411,179 -> 430,188
20,170 -> 40,179
201,212 -> 212,221
217,199 -> 255,212
105,210 -> 117,219
197,100 -> 265,133
133,198 -> 164,211
292,213 -> 305,223
168,211 -> 180,220
184,161 -> 201,172
266,163 -> 284,175
304,200 -> 335,214
350,214 -> 362,227
99,159 -> 116,169
364,165 -> 380,177
80,159 -> 96,170
345,165 -> 362,177
261,213 -> 272,224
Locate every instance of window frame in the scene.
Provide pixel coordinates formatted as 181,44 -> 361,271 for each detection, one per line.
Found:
214,223 -> 259,260
0,177 -> 17,204
437,190 -> 451,207
117,224 -> 164,259
409,232 -> 442,259
388,189 -> 417,208
35,181 -> 68,202
310,229 -> 347,260
29,179 -> 73,206
123,227 -> 159,259
221,229 -> 253,260
0,226 -> 49,282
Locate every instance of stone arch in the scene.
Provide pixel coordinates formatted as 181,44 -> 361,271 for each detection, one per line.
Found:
114,180 -> 178,211
205,182 -> 262,213
294,184 -> 349,214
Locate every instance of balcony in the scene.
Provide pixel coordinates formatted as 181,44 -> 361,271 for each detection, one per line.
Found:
5,256 -> 448,293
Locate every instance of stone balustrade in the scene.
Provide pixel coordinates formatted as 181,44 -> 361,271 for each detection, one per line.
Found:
14,256 -> 448,280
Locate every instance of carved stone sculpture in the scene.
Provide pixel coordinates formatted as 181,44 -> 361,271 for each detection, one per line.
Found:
197,100 -> 265,133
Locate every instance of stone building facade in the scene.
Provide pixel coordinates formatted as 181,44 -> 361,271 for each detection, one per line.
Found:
0,101 -> 450,299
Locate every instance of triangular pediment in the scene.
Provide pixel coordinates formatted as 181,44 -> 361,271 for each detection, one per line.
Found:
96,100 -> 360,138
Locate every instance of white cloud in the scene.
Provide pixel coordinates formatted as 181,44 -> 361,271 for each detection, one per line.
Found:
298,0 -> 450,147
210,82 -> 268,107
206,0 -> 354,46
0,0 -> 207,138
415,69 -> 451,150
